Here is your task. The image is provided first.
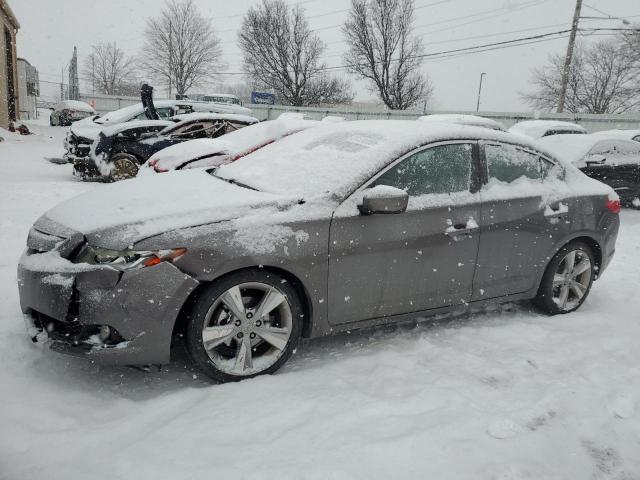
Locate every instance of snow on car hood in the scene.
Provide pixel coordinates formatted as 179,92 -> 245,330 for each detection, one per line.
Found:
69,116 -> 102,140
38,169 -> 298,250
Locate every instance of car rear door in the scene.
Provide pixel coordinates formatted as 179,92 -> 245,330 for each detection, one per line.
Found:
473,142 -> 573,301
328,141 -> 482,326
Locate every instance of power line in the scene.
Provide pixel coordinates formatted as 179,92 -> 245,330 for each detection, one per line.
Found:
320,28 -> 573,72
213,25 -> 636,76
208,0 -> 323,20
216,0 -> 451,34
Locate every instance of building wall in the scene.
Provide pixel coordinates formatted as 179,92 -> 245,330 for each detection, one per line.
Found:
0,1 -> 19,128
17,58 -> 37,120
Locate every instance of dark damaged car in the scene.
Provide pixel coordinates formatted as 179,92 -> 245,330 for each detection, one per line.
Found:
18,120 -> 620,383
76,113 -> 258,181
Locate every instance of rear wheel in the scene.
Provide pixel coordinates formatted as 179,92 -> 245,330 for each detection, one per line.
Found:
534,241 -> 595,314
185,270 -> 303,383
109,153 -> 140,181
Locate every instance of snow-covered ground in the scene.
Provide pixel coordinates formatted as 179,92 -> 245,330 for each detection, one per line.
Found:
1,119 -> 639,480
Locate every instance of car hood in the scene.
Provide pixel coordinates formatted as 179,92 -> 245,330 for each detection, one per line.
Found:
69,117 -> 102,141
36,169 -> 298,250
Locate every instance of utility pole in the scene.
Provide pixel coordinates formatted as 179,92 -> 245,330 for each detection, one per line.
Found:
168,19 -> 173,98
476,72 -> 486,112
557,0 -> 582,113
92,55 -> 95,95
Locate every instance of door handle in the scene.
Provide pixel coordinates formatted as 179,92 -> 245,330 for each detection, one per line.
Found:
445,223 -> 479,238
544,202 -> 569,218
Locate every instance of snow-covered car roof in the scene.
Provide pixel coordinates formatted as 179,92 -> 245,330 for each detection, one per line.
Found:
593,129 -> 640,141
508,120 -> 587,139
95,100 -> 183,125
99,120 -> 174,137
55,100 -> 95,113
217,120 -> 556,198
418,114 -> 506,131
168,112 -> 259,124
146,118 -> 320,171
538,134 -> 640,167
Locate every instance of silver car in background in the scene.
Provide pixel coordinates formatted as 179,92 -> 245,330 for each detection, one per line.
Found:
18,120 -> 620,382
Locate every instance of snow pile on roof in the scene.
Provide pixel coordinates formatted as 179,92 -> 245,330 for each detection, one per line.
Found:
218,120 -> 540,198
147,118 -> 321,171
593,129 -> 640,141
536,134 -> 598,165
98,120 -> 173,137
538,134 -> 640,167
508,120 -> 587,139
56,100 -> 95,113
168,112 -> 258,124
418,114 -> 506,131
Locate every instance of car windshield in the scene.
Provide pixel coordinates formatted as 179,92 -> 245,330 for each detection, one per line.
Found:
216,120 -> 500,199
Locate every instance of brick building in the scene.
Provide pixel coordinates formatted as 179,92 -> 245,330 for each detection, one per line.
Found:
1,0 -> 19,129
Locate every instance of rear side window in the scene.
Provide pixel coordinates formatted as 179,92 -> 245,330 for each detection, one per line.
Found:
157,108 -> 174,119
375,143 -> 473,196
485,144 -> 548,183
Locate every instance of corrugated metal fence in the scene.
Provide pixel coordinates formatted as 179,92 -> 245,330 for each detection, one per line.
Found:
79,93 -> 640,133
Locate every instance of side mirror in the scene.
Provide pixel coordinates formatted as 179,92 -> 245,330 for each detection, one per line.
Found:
358,185 -> 409,215
585,154 -> 606,166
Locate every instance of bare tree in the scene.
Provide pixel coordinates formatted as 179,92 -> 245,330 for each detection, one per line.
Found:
523,39 -> 640,114
141,0 -> 222,96
343,0 -> 433,110
82,42 -> 135,95
238,0 -> 353,106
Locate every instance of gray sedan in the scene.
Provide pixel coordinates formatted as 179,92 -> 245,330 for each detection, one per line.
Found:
18,120 -> 620,382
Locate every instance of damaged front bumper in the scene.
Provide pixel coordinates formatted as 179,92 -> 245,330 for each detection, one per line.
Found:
18,240 -> 199,366
72,155 -> 105,181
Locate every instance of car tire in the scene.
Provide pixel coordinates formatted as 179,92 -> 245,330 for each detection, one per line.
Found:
50,115 -> 56,126
185,269 -> 303,383
533,241 -> 595,315
109,153 -> 140,181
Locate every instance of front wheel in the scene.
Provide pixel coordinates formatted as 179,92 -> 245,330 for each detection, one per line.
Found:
185,270 -> 303,383
534,241 -> 595,314
109,153 -> 140,181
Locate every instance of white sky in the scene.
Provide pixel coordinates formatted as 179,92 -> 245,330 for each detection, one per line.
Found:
10,0 -> 640,111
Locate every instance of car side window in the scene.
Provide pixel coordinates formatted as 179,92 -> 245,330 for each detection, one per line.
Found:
633,135 -> 640,142
375,143 -> 473,196
485,144 -> 546,183
156,108 -> 173,119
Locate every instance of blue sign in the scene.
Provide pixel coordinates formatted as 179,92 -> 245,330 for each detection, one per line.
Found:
251,91 -> 276,105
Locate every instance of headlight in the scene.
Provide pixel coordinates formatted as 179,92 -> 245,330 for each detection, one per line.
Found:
86,247 -> 187,271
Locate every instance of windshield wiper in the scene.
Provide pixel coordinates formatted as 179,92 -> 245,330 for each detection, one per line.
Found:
211,172 -> 259,191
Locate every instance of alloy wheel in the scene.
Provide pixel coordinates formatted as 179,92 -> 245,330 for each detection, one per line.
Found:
201,282 -> 293,376
111,157 -> 139,181
552,249 -> 592,311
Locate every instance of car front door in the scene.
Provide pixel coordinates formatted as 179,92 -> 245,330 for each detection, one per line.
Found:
473,142 -> 570,301
327,141 -> 482,326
